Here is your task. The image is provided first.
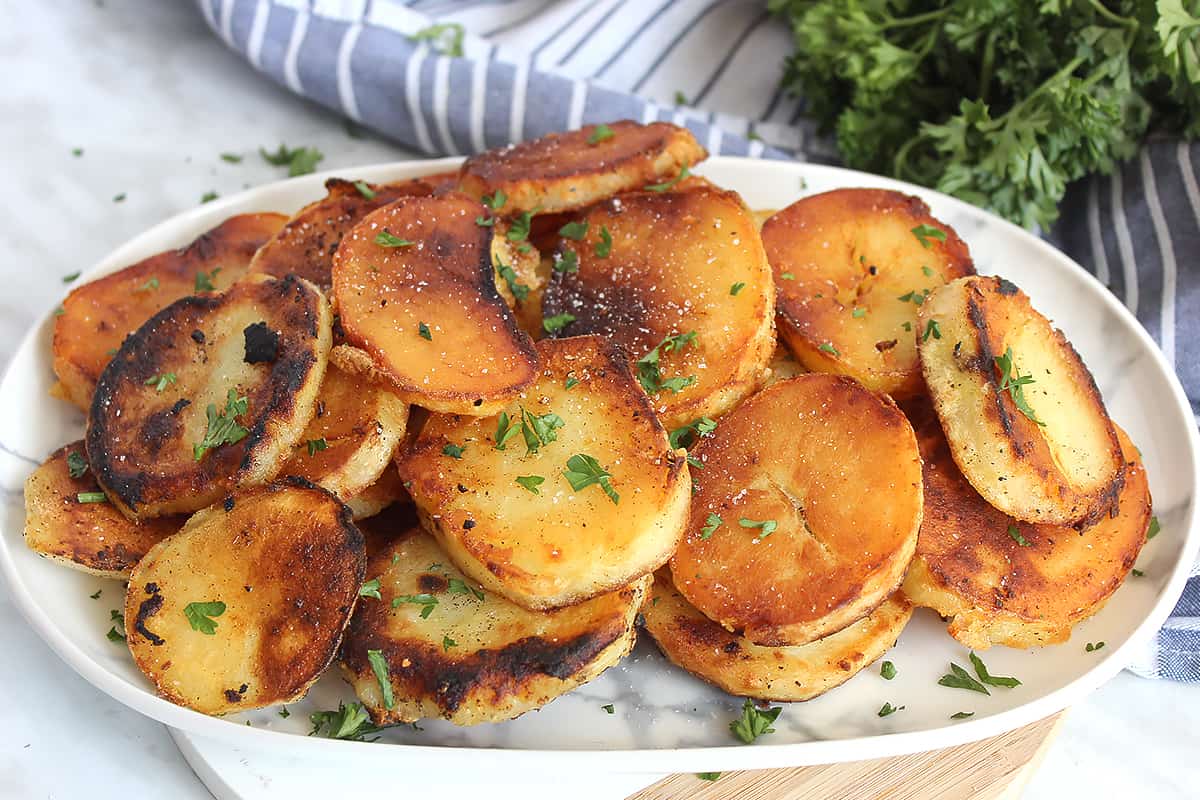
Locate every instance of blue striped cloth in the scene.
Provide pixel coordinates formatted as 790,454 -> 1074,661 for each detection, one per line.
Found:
197,0 -> 1198,681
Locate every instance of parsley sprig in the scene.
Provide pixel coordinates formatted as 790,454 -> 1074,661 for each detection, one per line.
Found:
563,453 -> 619,504
994,346 -> 1044,425
636,332 -> 697,395
260,144 -> 324,176
729,698 -> 782,744
183,601 -> 226,635
193,390 -> 249,461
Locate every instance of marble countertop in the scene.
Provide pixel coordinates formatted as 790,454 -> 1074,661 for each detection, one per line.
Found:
3,3 -> 1198,798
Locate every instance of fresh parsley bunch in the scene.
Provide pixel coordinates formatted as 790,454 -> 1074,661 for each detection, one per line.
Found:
769,0 -> 1200,228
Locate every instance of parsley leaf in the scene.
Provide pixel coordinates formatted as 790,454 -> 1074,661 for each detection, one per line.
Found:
220,152 -> 242,163
563,453 -> 619,504
559,220 -> 589,240
519,406 -> 565,454
729,698 -> 782,744
739,517 -> 778,538
443,635 -> 457,651
409,22 -> 465,57
552,248 -> 579,273
543,312 -> 576,334
1147,516 -> 1161,540
392,594 -> 438,618
636,332 -> 697,395
922,319 -> 942,341
135,277 -> 159,292
77,492 -> 108,504
852,307 -> 867,319
62,271 -> 81,284
700,512 -> 722,539
496,257 -> 530,302
67,451 -> 88,479
144,373 -> 177,392
309,702 -> 386,740
193,390 -> 249,461
359,578 -> 382,600
564,375 -> 580,390
482,190 -> 507,210
1007,524 -> 1031,547
507,209 -> 537,242
183,601 -> 226,635
818,342 -> 839,356
200,191 -> 219,204
602,703 -> 615,714
911,224 -> 947,248
668,416 -> 717,450
950,711 -> 975,720
494,411 -> 521,450
418,321 -> 432,340
697,773 -> 721,782
367,649 -> 396,710
587,124 -> 615,145
447,578 -> 485,601
107,609 -> 125,642
442,443 -> 466,459
516,475 -> 545,494
994,347 -> 1044,426
194,268 -> 221,292
595,225 -> 613,257
645,163 -> 691,192
938,662 -> 990,694
730,281 -> 746,296
878,702 -> 904,717
969,652 -> 1021,687
375,229 -> 414,248
880,660 -> 897,680
259,144 -> 324,176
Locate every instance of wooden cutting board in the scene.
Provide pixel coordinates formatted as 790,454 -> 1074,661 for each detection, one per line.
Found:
628,713 -> 1064,800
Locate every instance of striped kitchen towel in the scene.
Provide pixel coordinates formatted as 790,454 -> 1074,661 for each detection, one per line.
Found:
197,0 -> 1198,680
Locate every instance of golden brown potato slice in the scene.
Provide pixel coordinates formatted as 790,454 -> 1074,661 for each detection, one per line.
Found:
345,466 -> 408,521
87,275 -> 332,519
457,120 -> 706,214
490,221 -> 548,339
763,344 -> 807,386
901,401 -> 1149,649
644,573 -> 913,701
277,362 -> 408,502
397,335 -> 690,610
670,374 -> 921,646
541,184 -> 775,430
331,193 -> 538,416
246,177 -> 437,290
53,213 -> 287,410
340,523 -> 646,726
124,480 -> 364,715
23,442 -> 180,578
918,275 -> 1123,527
762,188 -> 974,397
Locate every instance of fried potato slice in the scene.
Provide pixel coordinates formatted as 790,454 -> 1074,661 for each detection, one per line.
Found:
340,523 -> 646,726
277,362 -> 408,502
331,193 -> 538,416
644,573 -> 913,701
124,480 -> 364,715
345,465 -> 408,521
762,188 -> 974,397
397,335 -> 690,610
541,184 -> 775,430
901,401 -> 1149,649
918,275 -> 1123,527
246,177 -> 437,290
23,442 -> 179,578
490,221 -> 548,339
457,120 -> 706,214
53,213 -> 287,410
87,275 -> 331,519
670,374 -> 921,646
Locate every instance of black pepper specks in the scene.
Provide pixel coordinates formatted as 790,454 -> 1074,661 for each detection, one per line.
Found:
463,519 -> 476,530
224,496 -> 235,512
191,329 -> 206,344
243,321 -> 280,364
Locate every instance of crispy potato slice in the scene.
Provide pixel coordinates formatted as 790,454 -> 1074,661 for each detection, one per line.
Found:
23,442 -> 179,578
345,465 -> 408,521
490,222 -> 548,338
87,275 -> 331,519
670,374 -> 921,646
246,177 -> 437,290
340,523 -> 646,726
644,573 -> 913,701
763,343 -> 807,386
53,213 -> 287,410
901,401 -> 1149,648
397,335 -> 690,610
331,194 -> 538,416
457,120 -> 706,214
278,362 -> 408,501
541,184 -> 775,429
918,275 -> 1123,527
762,189 -> 974,397
124,480 -> 364,715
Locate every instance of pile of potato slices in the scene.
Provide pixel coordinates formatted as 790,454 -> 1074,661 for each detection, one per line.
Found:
25,119 -> 1152,733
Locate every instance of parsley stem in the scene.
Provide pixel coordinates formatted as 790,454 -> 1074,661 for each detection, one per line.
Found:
1084,0 -> 1137,28
875,7 -> 950,31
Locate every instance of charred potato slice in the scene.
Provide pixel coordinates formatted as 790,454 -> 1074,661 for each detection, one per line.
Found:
542,184 -> 775,429
457,120 -> 706,214
23,442 -> 179,578
644,573 -> 913,701
278,362 -> 408,502
762,189 -> 974,398
398,335 -> 690,611
671,374 -> 921,646
246,177 -> 437,290
331,194 -> 538,416
124,480 -> 364,715
901,401 -> 1149,649
53,213 -> 287,410
87,275 -> 332,519
340,523 -> 646,726
919,275 -> 1123,527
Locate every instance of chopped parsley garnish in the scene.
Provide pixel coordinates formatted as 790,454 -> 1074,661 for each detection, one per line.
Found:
729,698 -> 782,744
563,453 -> 619,504
543,312 -> 576,334
62,271 -> 81,284
969,652 -> 1021,687
144,373 -> 177,392
496,257 -> 530,302
392,594 -> 438,618
107,609 -> 125,642
950,711 -> 975,719
553,248 -> 579,273
89,589 -> 102,600
587,124 -> 615,145
739,517 -> 777,538
1007,525 -> 1030,547
77,491 -> 108,504
897,290 -> 928,305
516,475 -> 545,495
194,268 -> 221,292
260,144 -> 324,176
279,706 -> 290,718
880,660 -> 897,680
375,229 -> 415,248
482,190 -> 507,210
700,513 -> 722,539
922,319 -> 942,341
113,193 -> 126,203
669,416 -> 717,450
442,443 -> 466,459
602,703 -> 615,714
902,321 -> 913,331
780,271 -> 795,280
1086,641 -> 1106,652
135,277 -> 159,292
818,342 -> 839,356
697,773 -> 721,782
475,215 -> 495,227
1147,516 -> 1161,540
559,220 -> 589,241
366,649 -> 396,710
183,601 -> 227,635
852,307 -> 867,318
220,152 -> 242,163
443,635 -> 457,651
636,332 -> 697,395
309,702 -> 386,740
674,90 -> 689,105
200,191 -> 219,204
1132,568 -> 1145,577
72,147 -> 83,157
418,322 -> 432,340
937,662 -> 990,694
519,406 -> 564,454
922,265 -> 935,277
994,347 -> 1044,425
67,451 -> 88,479
645,163 -> 690,192
911,224 -> 947,248
358,579 -> 382,600
305,438 -> 328,456
408,22 -> 465,57
564,376 -> 580,390
730,282 -> 746,296
878,702 -> 904,717
353,180 -> 376,200
193,390 -> 249,461
447,578 -> 485,601
507,209 -> 537,243
494,411 -> 521,450
595,225 -> 613,257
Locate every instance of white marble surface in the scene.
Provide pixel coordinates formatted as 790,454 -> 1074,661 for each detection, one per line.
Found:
2,2 -> 1198,798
